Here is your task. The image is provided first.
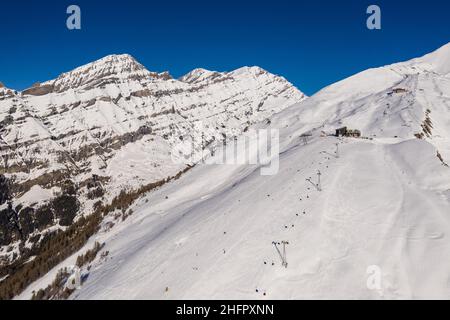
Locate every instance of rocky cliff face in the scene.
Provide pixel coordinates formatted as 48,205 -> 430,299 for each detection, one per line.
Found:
0,54 -> 305,264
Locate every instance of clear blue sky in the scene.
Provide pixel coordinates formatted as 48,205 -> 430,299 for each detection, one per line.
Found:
0,0 -> 449,95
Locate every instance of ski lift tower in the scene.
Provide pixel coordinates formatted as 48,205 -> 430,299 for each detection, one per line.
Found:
273,241 -> 289,268
317,170 -> 322,191
281,241 -> 289,268
300,133 -> 312,146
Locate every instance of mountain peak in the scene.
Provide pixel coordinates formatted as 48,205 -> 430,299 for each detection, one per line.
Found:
49,54 -> 148,91
180,66 -> 274,84
231,66 -> 267,76
179,68 -> 219,83
86,54 -> 144,70
31,54 -> 174,93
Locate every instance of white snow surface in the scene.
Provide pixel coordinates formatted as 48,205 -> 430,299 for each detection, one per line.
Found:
68,137 -> 450,300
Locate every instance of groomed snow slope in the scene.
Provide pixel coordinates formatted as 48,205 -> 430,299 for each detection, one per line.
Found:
69,135 -> 450,299
19,43 -> 450,299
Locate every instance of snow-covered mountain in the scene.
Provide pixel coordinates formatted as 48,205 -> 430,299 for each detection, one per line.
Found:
0,55 -> 305,280
6,42 -> 450,300
19,42 -> 449,300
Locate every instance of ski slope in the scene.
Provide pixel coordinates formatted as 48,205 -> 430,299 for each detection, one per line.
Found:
68,135 -> 450,299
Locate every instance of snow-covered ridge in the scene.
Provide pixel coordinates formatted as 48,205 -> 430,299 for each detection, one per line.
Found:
409,42 -> 450,75
273,42 -> 450,144
34,54 -> 172,94
179,68 -> 219,84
